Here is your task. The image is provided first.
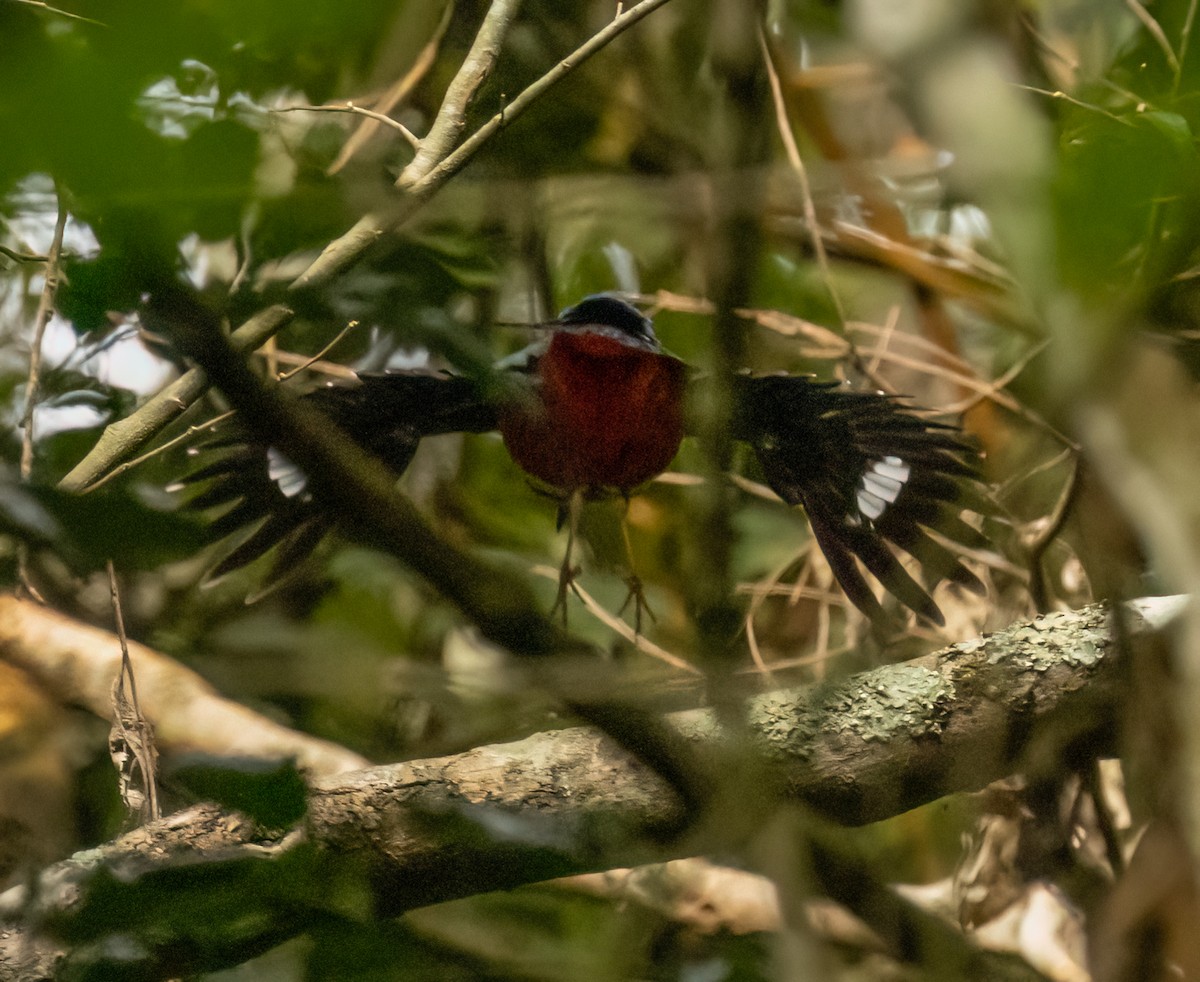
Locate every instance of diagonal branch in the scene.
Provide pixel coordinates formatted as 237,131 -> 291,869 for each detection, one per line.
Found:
293,0 -> 678,289
396,0 -> 522,186
58,304 -> 294,493
0,593 -> 368,778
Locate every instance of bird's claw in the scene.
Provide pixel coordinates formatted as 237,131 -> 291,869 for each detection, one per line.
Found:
550,562 -> 583,627
618,573 -> 657,637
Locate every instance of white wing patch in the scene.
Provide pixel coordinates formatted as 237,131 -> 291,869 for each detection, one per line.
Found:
267,448 -> 309,499
855,455 -> 911,522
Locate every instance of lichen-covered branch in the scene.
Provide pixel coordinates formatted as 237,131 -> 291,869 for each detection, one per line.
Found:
3,598 -> 1178,980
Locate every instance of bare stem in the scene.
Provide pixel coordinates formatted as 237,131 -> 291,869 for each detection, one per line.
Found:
328,0 -> 456,175
275,103 -> 420,149
107,560 -> 161,823
20,191 -> 68,481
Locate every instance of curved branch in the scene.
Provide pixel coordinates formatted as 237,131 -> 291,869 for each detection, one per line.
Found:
0,594 -> 368,779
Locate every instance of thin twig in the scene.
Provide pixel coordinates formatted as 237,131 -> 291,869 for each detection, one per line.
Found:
17,189 -> 68,597
7,0 -> 106,26
1084,758 -> 1127,876
276,320 -> 360,381
743,543 -> 822,678
862,319 -> 973,370
275,103 -> 420,149
107,561 -> 160,823
270,350 -> 358,380
736,581 -> 850,605
85,411 -> 235,492
0,244 -> 49,263
1025,453 -> 1082,612
1124,0 -> 1181,80
531,565 -> 700,675
867,306 -> 901,376
1180,0 -> 1200,92
1020,11 -> 1147,110
759,29 -> 847,327
19,193 -> 68,480
997,445 -> 1075,501
941,340 -> 1048,414
1014,84 -> 1135,126
759,30 -> 900,390
329,0 -> 456,174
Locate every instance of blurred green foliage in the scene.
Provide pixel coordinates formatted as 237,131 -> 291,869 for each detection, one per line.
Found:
3,0 -> 1200,977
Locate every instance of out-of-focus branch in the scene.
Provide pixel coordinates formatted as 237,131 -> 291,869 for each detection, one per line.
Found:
58,304 -> 294,493
0,594 -> 368,778
144,281 -> 710,819
3,598 -> 1173,980
688,0 -> 767,689
17,187 -> 68,596
19,191 -> 68,483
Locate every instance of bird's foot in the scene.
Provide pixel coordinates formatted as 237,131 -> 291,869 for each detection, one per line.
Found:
618,573 -> 657,637
550,560 -> 583,627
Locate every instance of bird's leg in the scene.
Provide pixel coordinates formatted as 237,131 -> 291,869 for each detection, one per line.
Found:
551,489 -> 585,627
616,496 -> 657,636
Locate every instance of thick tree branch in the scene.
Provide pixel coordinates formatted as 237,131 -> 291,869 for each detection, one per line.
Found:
2,598 -> 1178,980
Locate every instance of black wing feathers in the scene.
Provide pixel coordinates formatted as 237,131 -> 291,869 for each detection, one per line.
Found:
178,371 -> 493,584
730,374 -> 986,625
176,361 -> 986,622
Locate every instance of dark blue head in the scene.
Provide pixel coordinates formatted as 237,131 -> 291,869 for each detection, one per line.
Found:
558,295 -> 657,345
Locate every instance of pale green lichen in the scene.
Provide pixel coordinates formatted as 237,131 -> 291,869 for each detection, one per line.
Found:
977,605 -> 1110,672
748,663 -> 955,758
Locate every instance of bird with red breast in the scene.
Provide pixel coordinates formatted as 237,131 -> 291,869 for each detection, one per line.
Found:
494,295 -> 689,621
174,294 -> 988,629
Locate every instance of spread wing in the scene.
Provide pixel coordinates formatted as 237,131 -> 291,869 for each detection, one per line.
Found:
726,373 -> 989,625
173,371 -> 495,589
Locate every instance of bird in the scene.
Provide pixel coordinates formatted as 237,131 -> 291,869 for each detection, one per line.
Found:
173,295 -> 988,626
